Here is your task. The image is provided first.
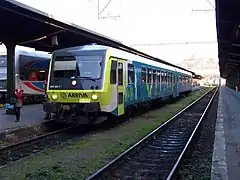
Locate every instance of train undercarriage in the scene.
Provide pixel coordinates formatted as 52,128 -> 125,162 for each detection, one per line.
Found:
43,102 -> 108,124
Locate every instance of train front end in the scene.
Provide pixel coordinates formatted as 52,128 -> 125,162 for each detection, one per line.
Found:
0,55 -> 7,105
44,46 -> 111,124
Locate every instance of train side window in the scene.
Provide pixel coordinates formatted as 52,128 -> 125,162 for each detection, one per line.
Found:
141,67 -> 146,83
118,92 -> 123,104
161,72 -> 164,83
153,70 -> 157,84
147,68 -> 152,84
168,73 -> 170,84
167,72 -> 170,84
170,73 -> 173,84
128,64 -> 135,84
110,60 -> 117,84
157,71 -> 160,84
118,62 -> 123,85
166,72 -> 168,83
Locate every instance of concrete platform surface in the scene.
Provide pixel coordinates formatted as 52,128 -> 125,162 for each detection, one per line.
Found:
0,104 -> 46,131
211,86 -> 240,180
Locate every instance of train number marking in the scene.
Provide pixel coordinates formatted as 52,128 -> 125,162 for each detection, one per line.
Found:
68,93 -> 88,98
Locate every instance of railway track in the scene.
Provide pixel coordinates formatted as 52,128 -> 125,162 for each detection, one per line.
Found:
0,123 -> 90,168
86,87 -> 218,180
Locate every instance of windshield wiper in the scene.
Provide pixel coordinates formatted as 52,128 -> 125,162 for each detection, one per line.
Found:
79,77 -> 96,82
54,78 -> 60,82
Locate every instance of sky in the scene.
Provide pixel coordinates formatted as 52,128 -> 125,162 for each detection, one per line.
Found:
8,0 -> 218,64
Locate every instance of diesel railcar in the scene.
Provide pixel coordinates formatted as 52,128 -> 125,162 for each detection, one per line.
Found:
44,45 -> 192,124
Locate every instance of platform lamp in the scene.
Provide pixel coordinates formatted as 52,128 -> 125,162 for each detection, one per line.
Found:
236,26 -> 240,39
51,35 -> 59,52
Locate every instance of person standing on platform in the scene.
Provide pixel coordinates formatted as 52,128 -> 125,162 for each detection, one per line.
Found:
14,86 -> 23,122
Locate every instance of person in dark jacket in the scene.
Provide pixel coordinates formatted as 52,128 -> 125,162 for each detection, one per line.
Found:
14,86 -> 23,122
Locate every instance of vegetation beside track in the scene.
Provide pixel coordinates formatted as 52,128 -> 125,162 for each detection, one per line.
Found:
0,87 -> 210,180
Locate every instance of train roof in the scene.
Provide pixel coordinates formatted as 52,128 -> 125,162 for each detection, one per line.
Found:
0,46 -> 51,59
53,44 -> 192,76
15,48 -> 51,59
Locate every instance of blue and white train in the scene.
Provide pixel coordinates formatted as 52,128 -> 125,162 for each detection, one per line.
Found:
0,46 -> 51,104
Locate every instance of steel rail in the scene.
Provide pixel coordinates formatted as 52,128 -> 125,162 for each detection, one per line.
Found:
86,87 -> 216,180
166,87 -> 218,179
0,123 -> 80,152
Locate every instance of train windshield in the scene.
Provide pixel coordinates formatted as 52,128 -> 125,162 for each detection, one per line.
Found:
0,56 -> 7,90
53,55 -> 102,79
0,55 -> 7,80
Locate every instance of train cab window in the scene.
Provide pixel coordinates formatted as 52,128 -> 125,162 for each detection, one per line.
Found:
19,71 -> 27,80
153,70 -> 157,84
128,64 -> 135,84
157,71 -> 160,84
110,60 -> 117,84
37,70 -> 46,81
28,71 -> 38,81
45,72 -> 49,80
118,62 -> 123,85
141,67 -> 146,84
147,68 -> 152,84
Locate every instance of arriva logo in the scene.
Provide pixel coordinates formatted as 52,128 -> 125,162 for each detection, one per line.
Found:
68,93 -> 88,98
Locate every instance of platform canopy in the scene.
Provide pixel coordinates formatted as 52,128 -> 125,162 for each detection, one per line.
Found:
216,0 -> 240,78
0,0 -> 194,74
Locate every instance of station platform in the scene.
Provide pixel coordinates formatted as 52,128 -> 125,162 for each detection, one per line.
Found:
211,86 -> 240,180
0,104 -> 46,131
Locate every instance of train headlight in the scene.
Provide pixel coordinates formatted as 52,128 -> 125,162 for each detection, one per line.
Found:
72,80 -> 77,86
52,94 -> 58,100
91,94 -> 98,101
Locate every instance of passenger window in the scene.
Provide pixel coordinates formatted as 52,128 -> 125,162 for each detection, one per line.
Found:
161,72 -> 164,83
157,71 -> 160,84
141,67 -> 146,84
118,62 -> 123,85
147,68 -> 152,84
118,92 -> 123,104
110,60 -> 117,84
169,73 -> 172,84
128,64 -> 135,84
153,70 -> 157,84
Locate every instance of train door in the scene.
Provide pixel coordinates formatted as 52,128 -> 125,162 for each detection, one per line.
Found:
127,63 -> 135,103
117,60 -> 125,116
